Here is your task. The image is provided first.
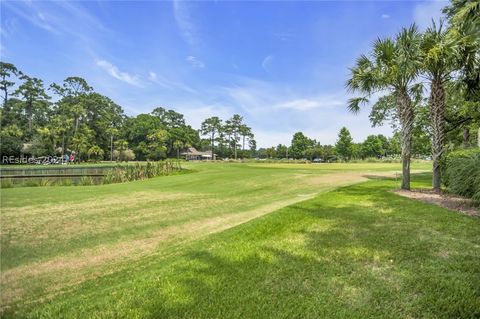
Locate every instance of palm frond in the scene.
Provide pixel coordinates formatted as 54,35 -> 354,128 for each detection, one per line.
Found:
372,38 -> 395,64
409,83 -> 425,103
421,19 -> 461,79
347,97 -> 369,114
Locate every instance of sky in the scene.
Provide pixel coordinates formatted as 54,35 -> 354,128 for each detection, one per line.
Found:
1,0 -> 447,147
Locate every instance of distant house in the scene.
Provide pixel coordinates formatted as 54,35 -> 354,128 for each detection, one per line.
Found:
181,147 -> 216,161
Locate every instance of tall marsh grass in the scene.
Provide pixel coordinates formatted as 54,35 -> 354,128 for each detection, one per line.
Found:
104,161 -> 181,184
0,160 -> 183,188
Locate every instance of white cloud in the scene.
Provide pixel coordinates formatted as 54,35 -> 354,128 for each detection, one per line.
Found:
3,2 -> 59,34
276,96 -> 344,111
186,56 -> 205,69
148,71 -> 157,81
221,78 -> 347,117
3,1 -> 109,40
222,81 -> 275,116
0,17 -> 17,39
261,55 -> 273,72
413,0 -> 448,30
173,0 -> 199,46
381,14 -> 390,19
147,70 -> 197,94
96,60 -> 142,86
2,0 -> 115,66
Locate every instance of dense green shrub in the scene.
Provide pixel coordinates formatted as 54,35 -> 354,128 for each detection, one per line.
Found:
0,135 -> 22,158
443,148 -> 480,203
113,149 -> 136,162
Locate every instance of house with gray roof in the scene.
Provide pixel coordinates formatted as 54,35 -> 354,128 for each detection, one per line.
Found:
181,147 -> 216,161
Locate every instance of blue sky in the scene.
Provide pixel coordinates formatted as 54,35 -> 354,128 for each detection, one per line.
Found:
1,0 -> 446,147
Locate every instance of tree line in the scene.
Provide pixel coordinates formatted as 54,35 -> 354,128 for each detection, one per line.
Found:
346,0 -> 479,191
0,68 -> 256,162
256,128 -> 400,162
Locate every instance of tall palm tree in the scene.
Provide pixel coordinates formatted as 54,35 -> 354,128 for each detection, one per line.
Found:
420,21 -> 459,191
346,25 -> 422,190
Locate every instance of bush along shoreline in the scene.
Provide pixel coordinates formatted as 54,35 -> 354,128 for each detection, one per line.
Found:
0,160 -> 188,188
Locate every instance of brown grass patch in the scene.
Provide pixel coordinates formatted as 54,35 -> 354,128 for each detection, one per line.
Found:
0,192 -> 225,246
306,171 -> 400,188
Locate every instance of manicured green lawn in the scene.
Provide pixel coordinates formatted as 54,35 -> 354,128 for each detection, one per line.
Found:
2,162 -> 479,318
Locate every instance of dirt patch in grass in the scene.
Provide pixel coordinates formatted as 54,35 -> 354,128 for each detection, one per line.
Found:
394,189 -> 479,217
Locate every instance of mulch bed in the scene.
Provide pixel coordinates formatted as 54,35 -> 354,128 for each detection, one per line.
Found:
394,189 -> 480,218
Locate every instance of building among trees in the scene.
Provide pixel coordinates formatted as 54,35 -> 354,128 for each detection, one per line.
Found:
181,147 -> 216,161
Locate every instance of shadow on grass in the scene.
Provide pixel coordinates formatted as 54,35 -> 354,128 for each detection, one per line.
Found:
140,178 -> 479,319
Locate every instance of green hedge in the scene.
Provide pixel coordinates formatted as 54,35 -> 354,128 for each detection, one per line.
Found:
443,148 -> 480,204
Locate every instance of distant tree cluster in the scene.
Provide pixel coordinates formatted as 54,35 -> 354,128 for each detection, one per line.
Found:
256,127 -> 402,162
201,115 -> 255,160
0,65 -> 256,162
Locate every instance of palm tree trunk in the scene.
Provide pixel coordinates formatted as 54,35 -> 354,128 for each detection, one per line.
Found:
397,91 -> 414,190
429,79 -> 445,191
